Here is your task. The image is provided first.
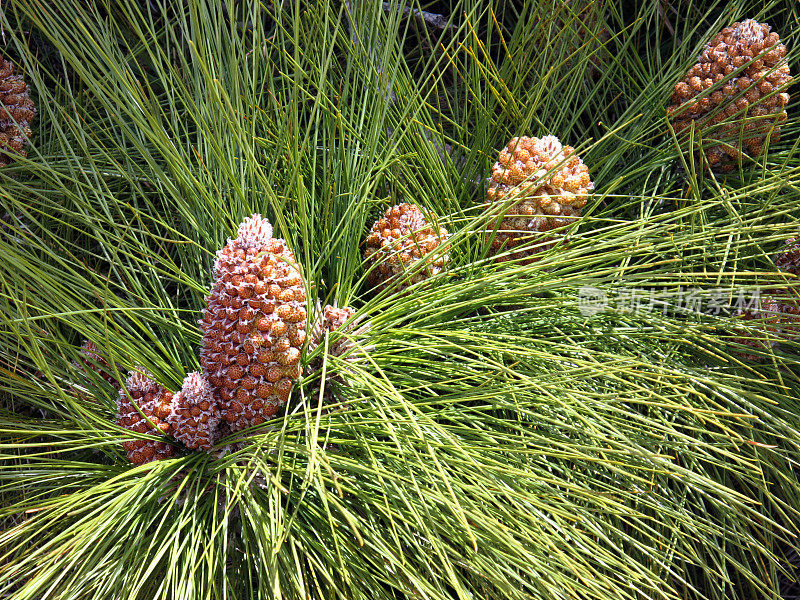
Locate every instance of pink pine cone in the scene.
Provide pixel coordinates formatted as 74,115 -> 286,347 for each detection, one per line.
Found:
168,372 -> 221,450
116,367 -> 175,464
199,214 -> 307,432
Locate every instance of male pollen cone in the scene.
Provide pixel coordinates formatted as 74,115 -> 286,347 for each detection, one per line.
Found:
198,214 -> 306,432
667,19 -> 793,172
0,57 -> 36,167
486,135 -> 593,263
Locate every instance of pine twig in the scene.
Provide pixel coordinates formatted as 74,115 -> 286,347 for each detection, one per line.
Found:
381,2 -> 457,32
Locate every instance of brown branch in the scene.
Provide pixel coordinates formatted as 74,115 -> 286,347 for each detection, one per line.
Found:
381,2 -> 457,32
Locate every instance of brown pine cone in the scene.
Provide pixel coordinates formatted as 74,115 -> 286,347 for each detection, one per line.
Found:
308,304 -> 371,361
74,340 -> 120,390
667,19 -> 793,172
776,234 -> 800,277
730,296 -> 781,360
364,203 -> 449,292
730,290 -> 800,360
0,57 -> 35,167
116,367 -> 175,464
485,135 -> 592,263
199,214 -> 306,432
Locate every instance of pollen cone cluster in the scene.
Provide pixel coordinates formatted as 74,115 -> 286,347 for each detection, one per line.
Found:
732,292 -> 800,360
486,135 -> 592,263
364,203 -> 449,292
667,19 -> 793,172
199,214 -> 306,432
307,304 -> 371,411
310,305 -> 356,354
0,58 -> 35,167
309,304 -> 370,361
116,368 -> 175,464
555,0 -> 610,79
168,372 -> 221,450
76,340 -> 119,389
776,234 -> 800,276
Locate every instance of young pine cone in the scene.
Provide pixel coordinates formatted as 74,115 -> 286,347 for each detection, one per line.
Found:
75,340 -> 120,390
199,214 -> 306,432
309,305 -> 356,355
730,296 -> 782,361
730,292 -> 800,360
306,304 -> 371,410
772,238 -> 800,343
552,0 -> 610,79
308,304 -> 371,361
168,372 -> 221,450
776,234 -> 800,277
364,203 -> 449,292
485,135 -> 593,263
667,19 -> 793,173
116,367 -> 175,464
0,58 -> 36,167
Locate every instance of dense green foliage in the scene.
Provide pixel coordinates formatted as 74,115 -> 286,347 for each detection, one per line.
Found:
1,1 -> 799,598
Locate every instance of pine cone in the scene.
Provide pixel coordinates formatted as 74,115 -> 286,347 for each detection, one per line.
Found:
199,214 -> 306,432
776,234 -> 800,277
309,304 -> 371,360
0,58 -> 36,167
364,203 -> 449,292
556,0 -> 610,79
75,340 -> 120,390
485,135 -> 592,263
168,372 -> 221,450
667,19 -> 793,173
730,291 -> 800,360
730,296 -> 781,360
116,367 -> 175,464
773,291 -> 800,340
772,236 -> 800,342
310,305 -> 355,352
306,304 -> 371,412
